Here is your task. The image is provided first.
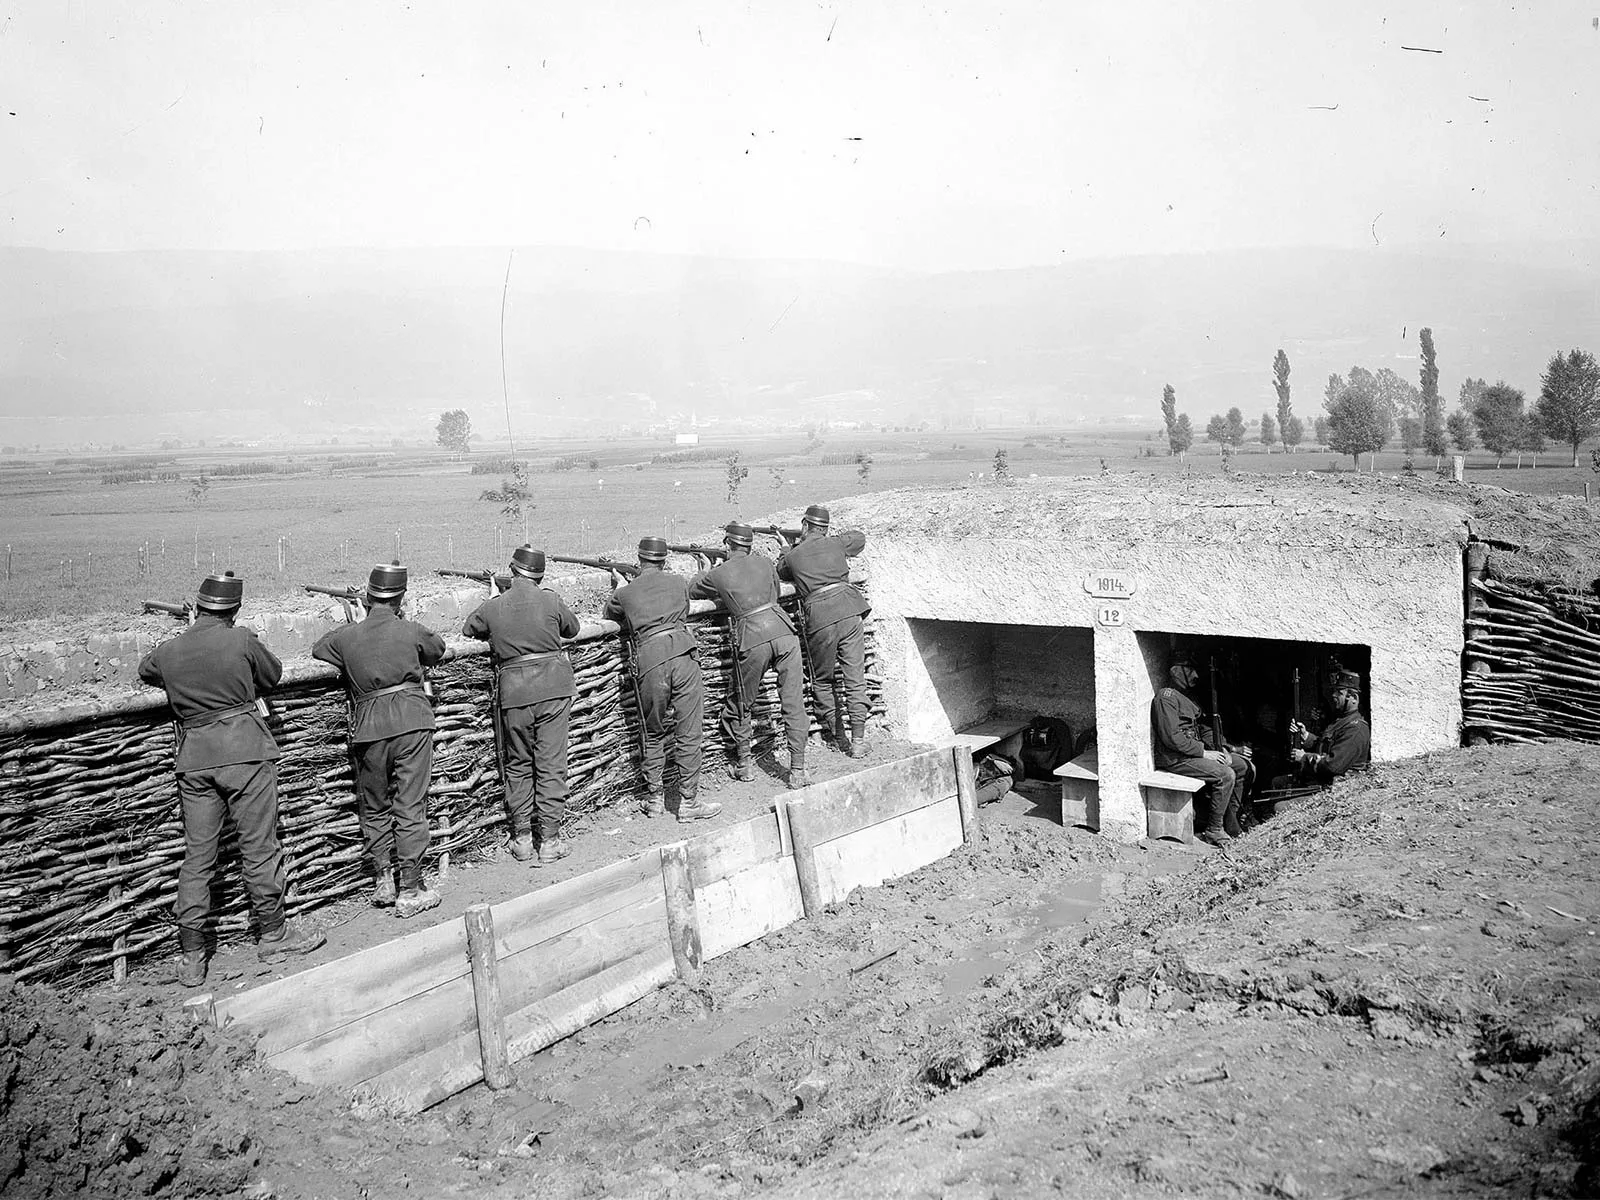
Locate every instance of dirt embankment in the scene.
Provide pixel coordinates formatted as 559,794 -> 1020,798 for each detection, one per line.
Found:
6,742 -> 1600,1199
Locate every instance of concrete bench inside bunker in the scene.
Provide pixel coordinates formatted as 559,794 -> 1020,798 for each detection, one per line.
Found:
1053,749 -> 1099,830
1138,770 -> 1206,842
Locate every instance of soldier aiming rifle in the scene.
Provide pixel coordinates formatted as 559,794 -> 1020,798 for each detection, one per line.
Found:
665,543 -> 729,562
312,562 -> 447,917
776,504 -> 873,758
463,546 -> 582,866
604,537 -> 720,823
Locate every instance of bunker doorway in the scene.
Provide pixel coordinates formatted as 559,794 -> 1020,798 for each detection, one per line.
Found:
907,619 -> 1095,781
1140,631 -> 1372,794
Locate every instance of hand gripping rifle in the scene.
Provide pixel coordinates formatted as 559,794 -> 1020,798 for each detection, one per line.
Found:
549,554 -> 642,579
750,524 -> 802,547
305,583 -> 363,624
665,543 -> 730,562
142,598 -> 195,623
435,567 -> 512,592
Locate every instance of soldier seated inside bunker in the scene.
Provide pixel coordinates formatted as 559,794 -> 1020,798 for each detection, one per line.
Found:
1146,635 -> 1372,843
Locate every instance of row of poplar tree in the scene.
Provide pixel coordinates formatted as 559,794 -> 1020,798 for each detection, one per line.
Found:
1158,333 -> 1600,468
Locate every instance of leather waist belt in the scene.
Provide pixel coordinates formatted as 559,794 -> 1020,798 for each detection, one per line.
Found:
638,626 -> 684,645
179,700 -> 257,730
352,681 -> 426,704
498,650 -> 568,670
737,601 -> 778,621
804,582 -> 851,601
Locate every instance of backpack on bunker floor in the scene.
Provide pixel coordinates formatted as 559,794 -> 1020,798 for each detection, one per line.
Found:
1021,715 -> 1074,780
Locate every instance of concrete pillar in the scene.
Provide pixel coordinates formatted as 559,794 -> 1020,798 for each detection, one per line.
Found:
1451,455 -> 1464,482
1091,625 -> 1151,843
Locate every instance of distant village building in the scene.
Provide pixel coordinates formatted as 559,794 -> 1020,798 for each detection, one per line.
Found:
674,433 -> 701,446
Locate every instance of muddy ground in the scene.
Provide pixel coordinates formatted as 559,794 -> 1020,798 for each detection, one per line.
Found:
5,741 -> 1600,1198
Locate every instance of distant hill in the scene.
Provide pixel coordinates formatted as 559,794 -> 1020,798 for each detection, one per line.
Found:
1,242 -> 1595,446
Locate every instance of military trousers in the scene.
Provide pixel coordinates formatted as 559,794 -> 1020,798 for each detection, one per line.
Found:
1164,753 -> 1248,836
502,697 -> 571,841
175,760 -> 287,951
721,633 -> 808,761
805,613 -> 868,735
637,653 -> 704,800
352,728 -> 433,881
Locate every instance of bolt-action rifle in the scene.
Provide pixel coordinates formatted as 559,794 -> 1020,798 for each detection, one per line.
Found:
435,567 -> 512,592
142,599 -> 195,622
549,554 -> 642,579
305,583 -> 363,624
1208,656 -> 1225,751
750,524 -> 803,547
665,543 -> 730,562
1288,667 -> 1304,756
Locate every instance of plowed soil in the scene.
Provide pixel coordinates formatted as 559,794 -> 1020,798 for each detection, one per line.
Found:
5,742 -> 1600,1199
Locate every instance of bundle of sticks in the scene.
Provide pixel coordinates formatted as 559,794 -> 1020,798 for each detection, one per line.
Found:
0,595 -> 884,985
1463,574 -> 1600,744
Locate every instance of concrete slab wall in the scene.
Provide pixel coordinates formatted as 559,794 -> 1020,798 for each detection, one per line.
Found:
993,624 -> 1095,735
904,619 -> 995,742
867,536 -> 1464,843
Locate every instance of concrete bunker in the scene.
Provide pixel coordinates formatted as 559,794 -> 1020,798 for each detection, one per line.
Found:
855,476 -> 1466,842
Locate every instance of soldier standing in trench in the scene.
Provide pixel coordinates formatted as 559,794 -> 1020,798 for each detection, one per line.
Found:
689,521 -> 811,789
138,571 -> 325,987
776,504 -> 873,757
1151,651 -> 1248,847
312,562 -> 447,916
603,536 -> 721,823
462,546 -> 581,865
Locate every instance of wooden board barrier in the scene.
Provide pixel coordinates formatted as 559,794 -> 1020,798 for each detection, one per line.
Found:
783,748 -> 957,846
811,795 -> 965,908
697,857 -> 805,960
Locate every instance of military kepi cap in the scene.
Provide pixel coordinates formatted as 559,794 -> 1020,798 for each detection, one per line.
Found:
196,570 -> 243,611
510,545 -> 545,578
804,504 -> 831,527
637,536 -> 668,563
367,560 -> 408,599
1332,670 -> 1362,692
723,521 -> 754,548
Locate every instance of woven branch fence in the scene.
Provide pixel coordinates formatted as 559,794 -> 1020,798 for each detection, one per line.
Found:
0,593 -> 884,986
1463,565 -> 1600,745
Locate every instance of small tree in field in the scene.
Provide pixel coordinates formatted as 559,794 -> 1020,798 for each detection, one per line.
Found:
1282,415 -> 1304,453
1160,384 -> 1179,452
1313,415 -> 1329,447
992,448 -> 1014,485
1518,418 -> 1545,469
1446,411 -> 1476,454
724,451 -> 749,505
1260,412 -> 1277,452
479,461 -> 531,526
1171,413 -> 1194,460
1327,389 -> 1389,468
856,451 -> 873,486
1224,407 -> 1247,448
1534,348 -> 1600,467
188,473 -> 210,505
1205,414 -> 1228,445
1418,328 -> 1447,462
1473,383 -> 1525,468
435,409 -> 472,456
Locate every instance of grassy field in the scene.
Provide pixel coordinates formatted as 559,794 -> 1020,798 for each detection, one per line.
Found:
1,429 -> 1592,626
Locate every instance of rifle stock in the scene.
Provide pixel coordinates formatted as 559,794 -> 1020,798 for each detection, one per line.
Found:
750,524 -> 802,546
665,543 -> 729,561
435,567 -> 512,590
142,599 -> 193,621
549,554 -> 642,578
304,583 -> 362,623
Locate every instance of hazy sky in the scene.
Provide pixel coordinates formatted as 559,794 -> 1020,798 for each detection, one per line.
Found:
3,1 -> 1598,270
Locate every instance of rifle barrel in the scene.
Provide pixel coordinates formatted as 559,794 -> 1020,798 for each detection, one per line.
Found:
304,584 -> 359,598
142,599 -> 189,617
549,554 -> 641,577
665,543 -> 729,560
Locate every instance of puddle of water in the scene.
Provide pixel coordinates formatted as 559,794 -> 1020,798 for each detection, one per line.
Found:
937,874 -> 1104,997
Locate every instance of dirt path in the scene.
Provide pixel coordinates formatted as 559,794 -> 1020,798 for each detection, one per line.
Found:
6,742 -> 1599,1198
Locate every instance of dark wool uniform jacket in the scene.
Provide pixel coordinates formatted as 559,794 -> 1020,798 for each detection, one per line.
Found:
688,551 -> 795,653
776,531 -> 870,630
1151,686 -> 1210,770
312,605 -> 446,743
1310,711 -> 1371,782
138,614 -> 282,772
462,579 -> 581,709
603,570 -> 696,676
